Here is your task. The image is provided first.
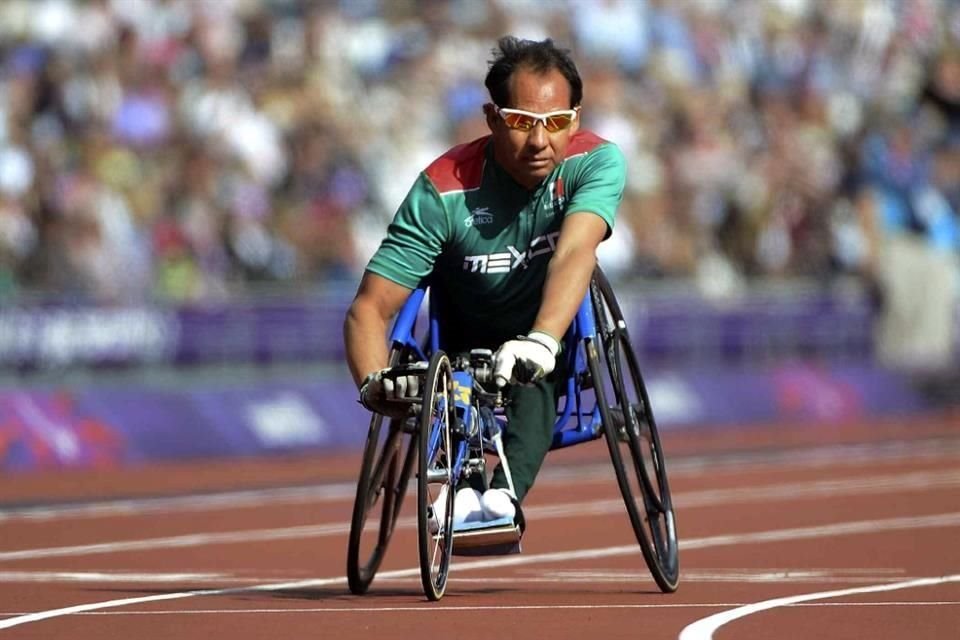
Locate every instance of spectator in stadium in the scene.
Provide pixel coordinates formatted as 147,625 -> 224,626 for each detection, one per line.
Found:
856,116 -> 960,372
343,36 -> 625,531
1,0 -> 959,336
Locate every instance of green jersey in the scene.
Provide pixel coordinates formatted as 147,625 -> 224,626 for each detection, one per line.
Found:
366,131 -> 626,351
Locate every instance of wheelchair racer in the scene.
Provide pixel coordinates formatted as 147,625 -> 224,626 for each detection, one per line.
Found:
344,36 -> 626,530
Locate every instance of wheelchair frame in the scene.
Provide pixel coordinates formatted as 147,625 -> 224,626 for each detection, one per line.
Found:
346,268 -> 679,600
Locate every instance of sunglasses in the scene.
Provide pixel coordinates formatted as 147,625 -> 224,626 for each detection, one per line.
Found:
495,106 -> 579,133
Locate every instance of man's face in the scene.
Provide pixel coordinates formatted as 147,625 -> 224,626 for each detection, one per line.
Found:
485,67 -> 580,189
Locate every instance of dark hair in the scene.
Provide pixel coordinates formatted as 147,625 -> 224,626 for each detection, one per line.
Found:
484,36 -> 583,108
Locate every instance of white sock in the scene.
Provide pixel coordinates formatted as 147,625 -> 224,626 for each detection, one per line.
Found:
480,488 -> 516,520
453,488 -> 483,524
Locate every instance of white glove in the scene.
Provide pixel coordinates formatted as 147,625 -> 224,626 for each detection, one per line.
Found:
359,362 -> 427,418
493,331 -> 561,388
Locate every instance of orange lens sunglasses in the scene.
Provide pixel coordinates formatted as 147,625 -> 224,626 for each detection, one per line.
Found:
496,106 -> 579,133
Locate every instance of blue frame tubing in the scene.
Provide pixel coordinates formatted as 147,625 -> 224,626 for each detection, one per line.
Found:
386,283 -> 607,451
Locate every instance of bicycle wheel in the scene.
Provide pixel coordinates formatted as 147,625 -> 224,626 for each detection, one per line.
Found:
417,350 -> 456,601
589,268 -> 680,593
346,347 -> 418,595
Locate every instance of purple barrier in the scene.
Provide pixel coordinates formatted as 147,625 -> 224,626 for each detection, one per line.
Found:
175,302 -> 351,364
0,307 -> 179,368
0,300 -> 352,369
619,290 -> 874,366
0,362 -> 928,473
0,290 -> 875,370
643,362 -> 926,426
0,382 -> 370,472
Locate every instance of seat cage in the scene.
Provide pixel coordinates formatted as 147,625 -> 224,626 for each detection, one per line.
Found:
387,284 -> 605,452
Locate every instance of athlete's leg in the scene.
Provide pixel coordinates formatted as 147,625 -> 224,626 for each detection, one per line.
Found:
489,363 -> 564,502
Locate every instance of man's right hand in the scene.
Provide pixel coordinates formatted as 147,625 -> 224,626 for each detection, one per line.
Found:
358,364 -> 426,419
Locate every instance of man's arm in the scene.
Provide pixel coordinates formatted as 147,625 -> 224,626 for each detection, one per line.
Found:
343,272 -> 414,388
491,211 -> 608,387
531,211 -> 609,341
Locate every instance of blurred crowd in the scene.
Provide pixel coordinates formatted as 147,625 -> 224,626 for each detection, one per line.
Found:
1,0 -> 959,306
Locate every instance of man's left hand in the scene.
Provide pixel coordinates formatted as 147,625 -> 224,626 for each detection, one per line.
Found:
493,331 -> 561,387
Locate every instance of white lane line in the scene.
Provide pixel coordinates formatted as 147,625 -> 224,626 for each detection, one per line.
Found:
797,601 -> 960,606
535,469 -> 960,519
0,484 -> 357,523
404,568 -> 925,585
680,512 -> 960,551
0,567 -> 918,586
403,575 -> 948,586
676,469 -> 960,509
0,572 -> 273,585
2,511 -> 960,630
0,604 -> 752,617
0,570 -> 946,589
0,523 -> 349,562
5,469 -> 960,562
3,439 -> 956,524
2,601 -> 958,617
678,575 -> 960,640
537,567 -> 909,581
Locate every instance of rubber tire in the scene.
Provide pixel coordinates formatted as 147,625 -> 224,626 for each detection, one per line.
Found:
346,347 -> 418,595
417,350 -> 456,601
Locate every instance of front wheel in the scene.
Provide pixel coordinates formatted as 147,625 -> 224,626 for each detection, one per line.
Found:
346,348 -> 418,595
417,350 -> 456,601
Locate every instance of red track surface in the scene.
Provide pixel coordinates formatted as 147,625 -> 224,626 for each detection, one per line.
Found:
1,414 -> 958,639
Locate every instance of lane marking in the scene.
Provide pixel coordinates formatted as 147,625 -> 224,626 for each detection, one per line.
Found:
794,601 -> 960,606
1,602 -> 958,617
0,484 -> 357,523
535,469 -> 960,519
678,575 -> 960,640
0,604 -> 787,617
402,568 -> 922,585
0,572 -> 273,585
5,469 -> 960,562
679,512 -> 960,551
0,567 -> 919,586
2,439 -> 956,523
676,469 -> 960,508
0,523 -> 350,562
2,511 -> 960,630
662,439 -> 960,477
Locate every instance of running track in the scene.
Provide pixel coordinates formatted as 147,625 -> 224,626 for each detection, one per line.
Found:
0,414 -> 957,639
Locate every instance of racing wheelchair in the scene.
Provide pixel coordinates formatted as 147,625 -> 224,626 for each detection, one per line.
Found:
345,268 -> 679,600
